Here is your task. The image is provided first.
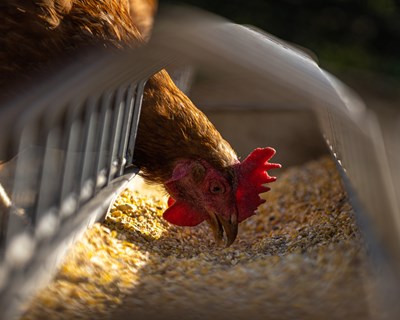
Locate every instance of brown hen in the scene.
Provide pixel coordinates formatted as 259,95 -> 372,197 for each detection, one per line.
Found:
0,0 -> 280,245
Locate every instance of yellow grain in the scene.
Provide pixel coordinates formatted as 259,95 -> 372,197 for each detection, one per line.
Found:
22,156 -> 374,320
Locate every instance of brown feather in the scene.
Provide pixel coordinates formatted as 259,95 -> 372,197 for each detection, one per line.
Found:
135,70 -> 238,184
0,0 -> 143,95
0,0 -> 238,185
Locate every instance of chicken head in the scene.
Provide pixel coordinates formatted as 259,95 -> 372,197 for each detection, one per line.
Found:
163,147 -> 281,246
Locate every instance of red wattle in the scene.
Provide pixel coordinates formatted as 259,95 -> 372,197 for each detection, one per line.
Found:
167,197 -> 176,207
163,201 -> 207,227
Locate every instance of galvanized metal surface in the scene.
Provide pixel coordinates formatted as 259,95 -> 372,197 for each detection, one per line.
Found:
0,46 -> 149,319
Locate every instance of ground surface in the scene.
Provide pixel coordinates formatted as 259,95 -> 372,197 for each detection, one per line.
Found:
22,156 -> 375,320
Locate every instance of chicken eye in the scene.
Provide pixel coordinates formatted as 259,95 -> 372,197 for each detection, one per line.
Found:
209,182 -> 225,194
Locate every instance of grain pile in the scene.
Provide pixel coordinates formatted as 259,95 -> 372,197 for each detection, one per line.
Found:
22,156 -> 373,320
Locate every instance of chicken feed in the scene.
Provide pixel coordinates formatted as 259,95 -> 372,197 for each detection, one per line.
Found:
22,156 -> 377,320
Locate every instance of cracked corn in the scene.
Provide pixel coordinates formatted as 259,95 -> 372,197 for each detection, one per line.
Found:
22,156 -> 373,320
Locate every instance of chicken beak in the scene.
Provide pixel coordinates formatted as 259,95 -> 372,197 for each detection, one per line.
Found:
207,211 -> 238,247
223,212 -> 238,247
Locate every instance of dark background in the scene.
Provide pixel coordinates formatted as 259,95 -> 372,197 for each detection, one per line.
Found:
161,0 -> 400,105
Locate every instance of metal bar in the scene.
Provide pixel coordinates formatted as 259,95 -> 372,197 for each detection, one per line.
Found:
95,92 -> 114,191
107,87 -> 126,183
117,84 -> 136,176
59,103 -> 84,219
125,80 -> 146,167
78,97 -> 98,204
35,127 -> 63,224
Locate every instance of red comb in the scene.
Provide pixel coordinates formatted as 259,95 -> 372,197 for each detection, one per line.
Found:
234,147 -> 281,222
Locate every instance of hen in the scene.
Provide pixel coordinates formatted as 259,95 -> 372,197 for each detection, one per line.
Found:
0,0 -> 280,245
